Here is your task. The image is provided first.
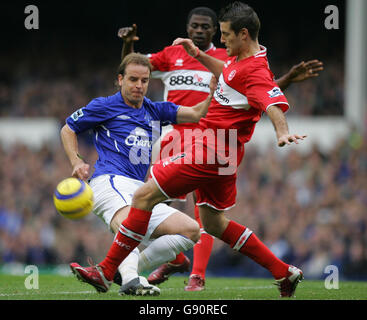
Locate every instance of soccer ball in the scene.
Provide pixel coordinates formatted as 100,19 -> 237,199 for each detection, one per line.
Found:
53,177 -> 94,220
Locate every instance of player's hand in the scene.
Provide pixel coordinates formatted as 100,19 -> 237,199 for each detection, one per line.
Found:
209,75 -> 218,96
118,24 -> 139,43
287,60 -> 323,82
172,38 -> 199,58
277,134 -> 307,147
72,162 -> 90,181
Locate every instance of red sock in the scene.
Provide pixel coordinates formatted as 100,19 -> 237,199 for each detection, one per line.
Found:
99,207 -> 152,280
170,252 -> 186,265
191,232 -> 214,279
190,205 -> 213,279
221,220 -> 289,279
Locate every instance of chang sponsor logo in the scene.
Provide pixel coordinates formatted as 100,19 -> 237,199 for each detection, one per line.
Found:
127,123 -> 161,165
125,127 -> 152,148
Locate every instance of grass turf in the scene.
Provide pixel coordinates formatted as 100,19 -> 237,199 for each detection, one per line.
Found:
0,274 -> 367,300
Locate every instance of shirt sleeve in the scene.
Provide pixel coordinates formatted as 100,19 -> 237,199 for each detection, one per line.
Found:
244,67 -> 289,113
147,48 -> 169,71
66,97 -> 109,134
149,101 -> 180,126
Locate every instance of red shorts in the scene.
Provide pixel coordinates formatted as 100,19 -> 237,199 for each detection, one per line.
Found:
152,125 -> 198,201
151,152 -> 240,211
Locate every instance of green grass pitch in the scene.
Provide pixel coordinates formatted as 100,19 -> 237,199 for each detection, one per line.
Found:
1,274 -> 367,300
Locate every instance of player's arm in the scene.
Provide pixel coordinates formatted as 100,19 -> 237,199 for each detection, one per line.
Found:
172,38 -> 224,79
118,24 -> 140,61
266,105 -> 307,147
276,60 -> 323,91
60,124 -> 90,180
176,76 -> 217,124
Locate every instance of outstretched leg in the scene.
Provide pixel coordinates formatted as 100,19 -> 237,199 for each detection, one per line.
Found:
70,179 -> 167,293
199,205 -> 303,297
184,205 -> 214,291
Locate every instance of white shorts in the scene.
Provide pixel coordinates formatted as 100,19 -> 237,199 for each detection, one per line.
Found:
89,174 -> 177,246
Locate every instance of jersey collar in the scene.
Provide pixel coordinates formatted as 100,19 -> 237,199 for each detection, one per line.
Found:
254,45 -> 267,58
204,43 -> 215,52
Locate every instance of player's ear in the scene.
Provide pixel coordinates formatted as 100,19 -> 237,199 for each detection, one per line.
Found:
240,28 -> 249,41
118,74 -> 123,86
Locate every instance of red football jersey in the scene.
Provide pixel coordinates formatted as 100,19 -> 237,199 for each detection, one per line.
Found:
148,44 -> 228,107
199,46 -> 289,145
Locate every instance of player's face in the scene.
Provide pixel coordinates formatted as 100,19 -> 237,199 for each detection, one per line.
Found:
219,21 -> 243,57
187,14 -> 216,51
118,63 -> 150,108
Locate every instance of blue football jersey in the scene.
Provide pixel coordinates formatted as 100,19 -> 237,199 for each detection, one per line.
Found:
66,91 -> 180,181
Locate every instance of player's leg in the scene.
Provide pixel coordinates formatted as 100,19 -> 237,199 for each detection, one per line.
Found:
115,205 -> 200,286
147,126 -> 193,282
97,178 -> 166,284
109,206 -> 160,295
99,196 -> 199,294
69,174 -> 165,293
197,176 -> 289,277
199,203 -> 303,297
197,174 -> 303,297
94,152 -> 211,291
143,209 -> 200,269
146,192 -> 214,288
185,199 -> 214,291
144,209 -> 199,285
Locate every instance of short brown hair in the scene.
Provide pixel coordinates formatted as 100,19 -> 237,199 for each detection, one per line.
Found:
118,53 -> 152,76
219,2 -> 260,40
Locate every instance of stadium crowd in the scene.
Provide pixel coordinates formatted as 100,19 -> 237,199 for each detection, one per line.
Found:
0,123 -> 365,279
0,49 -> 344,120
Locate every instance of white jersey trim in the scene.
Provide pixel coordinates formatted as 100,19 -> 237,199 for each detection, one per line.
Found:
196,201 -> 236,211
265,102 -> 290,113
254,45 -> 267,58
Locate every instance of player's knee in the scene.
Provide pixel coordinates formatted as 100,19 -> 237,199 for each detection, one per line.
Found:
132,187 -> 156,211
187,220 -> 201,243
132,182 -> 165,211
202,222 -> 222,238
200,208 -> 228,238
176,219 -> 200,243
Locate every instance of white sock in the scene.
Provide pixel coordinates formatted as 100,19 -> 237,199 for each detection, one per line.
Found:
118,247 -> 140,285
138,234 -> 195,273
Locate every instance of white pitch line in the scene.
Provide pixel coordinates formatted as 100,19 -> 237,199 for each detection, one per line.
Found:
164,285 -> 274,292
0,290 -> 97,297
0,286 -> 275,297
225,285 -> 274,290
